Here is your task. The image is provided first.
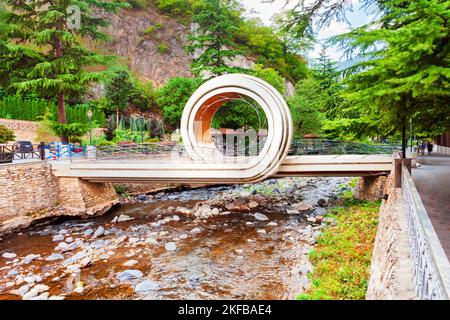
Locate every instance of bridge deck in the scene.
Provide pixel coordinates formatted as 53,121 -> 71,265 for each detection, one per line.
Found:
51,154 -> 393,184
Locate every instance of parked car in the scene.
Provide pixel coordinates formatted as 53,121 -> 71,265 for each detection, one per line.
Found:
14,141 -> 34,153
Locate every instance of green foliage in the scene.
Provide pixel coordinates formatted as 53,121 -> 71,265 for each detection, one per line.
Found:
288,78 -> 327,137
156,77 -> 203,127
250,64 -> 285,94
105,69 -> 155,113
211,99 -> 267,130
0,0 -> 129,142
298,199 -> 380,300
186,0 -> 243,77
156,0 -> 191,16
330,0 -> 450,144
142,23 -> 163,35
0,96 -> 55,121
0,96 -> 105,126
106,71 -> 134,114
157,43 -> 170,54
0,124 -> 15,144
48,121 -> 88,142
128,0 -> 149,9
236,18 -> 309,82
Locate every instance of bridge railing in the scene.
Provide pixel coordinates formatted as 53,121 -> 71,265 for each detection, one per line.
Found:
74,142 -> 259,164
434,144 -> 450,155
402,163 -> 450,299
289,139 -> 400,156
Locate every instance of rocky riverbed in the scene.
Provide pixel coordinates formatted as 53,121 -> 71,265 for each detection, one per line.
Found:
0,177 -> 353,300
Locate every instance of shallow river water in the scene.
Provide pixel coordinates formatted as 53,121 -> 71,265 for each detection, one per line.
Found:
0,177 -> 349,300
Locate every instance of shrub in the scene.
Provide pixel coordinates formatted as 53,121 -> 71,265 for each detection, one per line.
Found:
157,43 -> 169,54
251,64 -> 285,94
155,0 -> 190,16
156,77 -> 203,127
0,124 -> 15,144
128,0 -> 149,9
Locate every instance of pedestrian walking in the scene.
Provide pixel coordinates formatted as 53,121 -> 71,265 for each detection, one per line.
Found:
420,141 -> 426,156
427,141 -> 434,155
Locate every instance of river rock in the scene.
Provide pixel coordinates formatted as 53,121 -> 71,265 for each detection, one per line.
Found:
293,203 -> 313,211
172,215 -> 180,221
30,292 -> 49,300
175,207 -> 192,215
84,229 -> 94,236
93,226 -> 105,238
59,229 -> 68,235
257,229 -> 267,235
128,237 -> 140,244
49,295 -> 65,300
239,190 -> 252,197
248,201 -> 259,209
23,254 -> 40,264
52,234 -> 65,242
137,195 -> 149,201
165,242 -> 177,252
234,249 -> 244,255
45,253 -> 64,262
224,203 -> 235,211
189,228 -> 202,235
117,270 -> 143,282
254,213 -> 269,221
286,209 -> 300,215
123,260 -> 139,267
2,252 -> 17,259
13,284 -> 30,297
7,269 -> 18,277
266,222 -> 278,227
313,207 -> 327,217
135,280 -> 159,293
145,237 -> 158,245
317,198 -> 328,207
117,215 -> 134,223
22,288 -> 40,300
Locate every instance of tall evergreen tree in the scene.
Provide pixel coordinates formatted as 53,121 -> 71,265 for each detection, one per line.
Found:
187,0 -> 243,77
332,0 -> 450,156
0,0 -> 129,142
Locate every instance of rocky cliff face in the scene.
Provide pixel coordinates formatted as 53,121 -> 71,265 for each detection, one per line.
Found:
96,4 -> 193,86
95,4 -> 294,95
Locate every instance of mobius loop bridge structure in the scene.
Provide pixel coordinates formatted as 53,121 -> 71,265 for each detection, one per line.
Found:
52,74 -> 394,183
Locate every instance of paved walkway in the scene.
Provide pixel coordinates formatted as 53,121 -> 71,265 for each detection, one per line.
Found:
413,153 -> 450,258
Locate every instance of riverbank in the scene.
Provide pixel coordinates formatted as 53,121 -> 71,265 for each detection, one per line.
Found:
0,176 -> 352,300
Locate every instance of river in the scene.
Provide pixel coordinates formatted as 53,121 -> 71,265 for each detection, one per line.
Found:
0,177 -> 351,300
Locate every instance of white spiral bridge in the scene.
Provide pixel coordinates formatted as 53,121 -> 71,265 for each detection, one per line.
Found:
181,74 -> 293,183
51,74 -> 393,183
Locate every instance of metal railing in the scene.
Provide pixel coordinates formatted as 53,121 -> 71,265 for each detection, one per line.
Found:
0,144 -> 44,163
402,163 -> 450,299
289,139 -> 400,156
434,144 -> 450,155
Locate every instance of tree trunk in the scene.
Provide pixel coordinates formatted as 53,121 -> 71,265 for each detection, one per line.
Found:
58,93 -> 68,144
116,107 -> 120,130
401,120 -> 407,159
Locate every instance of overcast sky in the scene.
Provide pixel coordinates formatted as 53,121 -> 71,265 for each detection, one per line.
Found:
240,0 -> 371,63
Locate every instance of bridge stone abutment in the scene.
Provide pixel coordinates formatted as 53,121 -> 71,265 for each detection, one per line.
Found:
0,161 -> 118,237
355,175 -> 388,201
57,177 -> 119,217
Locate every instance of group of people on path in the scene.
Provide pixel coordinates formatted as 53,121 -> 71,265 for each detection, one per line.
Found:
418,141 -> 434,156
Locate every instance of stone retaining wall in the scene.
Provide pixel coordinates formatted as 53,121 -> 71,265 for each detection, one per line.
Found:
366,171 -> 416,299
0,162 -> 118,236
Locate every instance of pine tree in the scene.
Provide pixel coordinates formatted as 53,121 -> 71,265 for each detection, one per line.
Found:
0,0 -> 129,142
328,0 -> 450,155
187,0 -> 243,77
105,70 -> 134,128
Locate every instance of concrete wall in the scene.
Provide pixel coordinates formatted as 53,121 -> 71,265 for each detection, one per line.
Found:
366,172 -> 416,299
0,162 -> 118,236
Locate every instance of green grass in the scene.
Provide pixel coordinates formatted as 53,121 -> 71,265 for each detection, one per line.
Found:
157,43 -> 169,54
297,199 -> 381,300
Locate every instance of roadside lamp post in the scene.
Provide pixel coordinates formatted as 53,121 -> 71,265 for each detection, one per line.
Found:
87,109 -> 93,146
